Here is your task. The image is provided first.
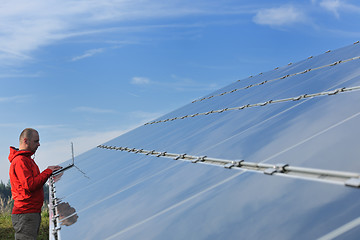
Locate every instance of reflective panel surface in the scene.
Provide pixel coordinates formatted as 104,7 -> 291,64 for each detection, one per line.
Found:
50,43 -> 360,239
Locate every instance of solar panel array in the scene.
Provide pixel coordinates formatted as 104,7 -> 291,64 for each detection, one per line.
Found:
49,42 -> 360,240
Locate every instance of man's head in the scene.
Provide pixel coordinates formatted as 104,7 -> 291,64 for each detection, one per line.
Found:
19,128 -> 40,153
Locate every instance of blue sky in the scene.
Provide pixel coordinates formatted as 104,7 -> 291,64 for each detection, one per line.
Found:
1,0 -> 360,182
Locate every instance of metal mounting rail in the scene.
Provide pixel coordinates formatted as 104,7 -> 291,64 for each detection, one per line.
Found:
49,177 -> 61,240
97,145 -> 360,188
145,86 -> 360,125
192,42 -> 360,103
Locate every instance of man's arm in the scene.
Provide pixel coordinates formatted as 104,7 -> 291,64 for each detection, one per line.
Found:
13,158 -> 55,192
48,166 -> 62,172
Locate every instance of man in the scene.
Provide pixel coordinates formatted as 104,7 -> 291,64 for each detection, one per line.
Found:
9,128 -> 62,240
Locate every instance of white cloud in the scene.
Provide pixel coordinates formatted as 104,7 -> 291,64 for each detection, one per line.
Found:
34,124 -> 67,130
0,95 -> 31,103
71,48 -> 105,61
0,72 -> 41,79
317,0 -> 360,17
131,77 -> 151,85
73,106 -> 117,114
130,74 -> 218,92
253,5 -> 306,26
320,0 -> 341,18
130,110 -> 164,123
168,75 -> 218,92
0,0 -> 252,67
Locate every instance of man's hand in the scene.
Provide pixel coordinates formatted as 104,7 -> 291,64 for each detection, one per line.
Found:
48,165 -> 62,172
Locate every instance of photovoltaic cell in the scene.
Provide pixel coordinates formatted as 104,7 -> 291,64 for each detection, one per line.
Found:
49,42 -> 360,240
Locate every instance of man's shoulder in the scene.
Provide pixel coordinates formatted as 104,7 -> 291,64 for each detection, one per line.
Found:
11,155 -> 30,165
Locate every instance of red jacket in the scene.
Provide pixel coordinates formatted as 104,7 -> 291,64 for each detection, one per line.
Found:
9,147 -> 53,214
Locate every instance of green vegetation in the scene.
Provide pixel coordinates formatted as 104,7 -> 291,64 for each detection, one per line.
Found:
0,209 -> 49,240
0,211 -> 14,240
0,181 -> 50,240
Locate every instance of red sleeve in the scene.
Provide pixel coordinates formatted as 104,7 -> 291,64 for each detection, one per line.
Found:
13,157 -> 53,192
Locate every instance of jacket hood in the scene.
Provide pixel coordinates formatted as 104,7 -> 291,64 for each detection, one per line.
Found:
9,146 -> 34,163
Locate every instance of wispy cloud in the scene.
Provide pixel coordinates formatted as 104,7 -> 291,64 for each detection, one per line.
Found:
315,0 -> 360,18
73,106 -> 117,114
0,95 -> 30,103
71,48 -> 105,61
0,1 -> 255,67
130,74 -> 218,92
130,110 -> 164,121
0,72 -> 41,79
324,28 -> 360,38
0,123 -> 19,128
0,47 -> 33,66
319,0 -> 342,17
165,74 -> 219,92
34,124 -> 67,130
253,5 -> 307,27
131,77 -> 151,85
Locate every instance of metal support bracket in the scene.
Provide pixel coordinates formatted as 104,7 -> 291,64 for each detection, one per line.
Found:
224,160 -> 244,169
192,156 -> 207,163
264,164 -> 289,175
146,150 -> 155,155
345,178 -> 360,188
174,154 -> 186,160
52,226 -> 61,234
52,214 -> 60,223
156,152 -> 166,157
135,149 -> 143,153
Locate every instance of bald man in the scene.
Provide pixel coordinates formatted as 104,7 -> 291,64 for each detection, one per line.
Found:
9,128 -> 61,240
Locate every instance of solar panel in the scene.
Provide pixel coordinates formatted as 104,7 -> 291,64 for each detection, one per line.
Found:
49,42 -> 360,239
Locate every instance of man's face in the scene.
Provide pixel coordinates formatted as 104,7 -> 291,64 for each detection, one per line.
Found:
27,131 -> 40,153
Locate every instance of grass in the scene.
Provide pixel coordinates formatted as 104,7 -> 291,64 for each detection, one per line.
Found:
0,213 -> 14,239
39,210 -> 50,240
0,211 -> 49,240
0,197 -> 49,240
